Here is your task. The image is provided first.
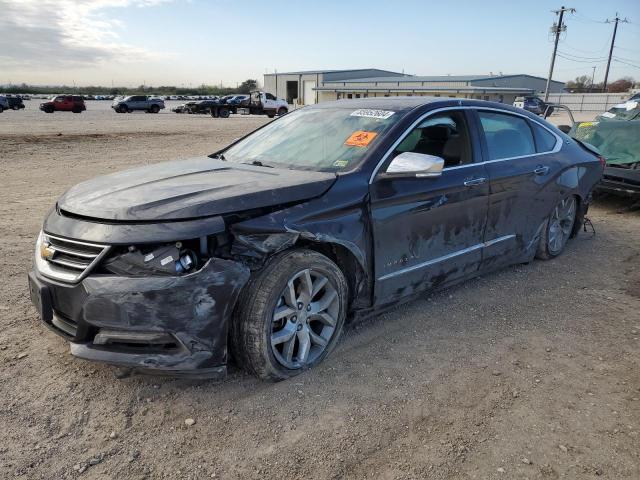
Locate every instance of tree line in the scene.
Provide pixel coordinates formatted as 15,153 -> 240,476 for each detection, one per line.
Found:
565,76 -> 637,94
1,79 -> 259,96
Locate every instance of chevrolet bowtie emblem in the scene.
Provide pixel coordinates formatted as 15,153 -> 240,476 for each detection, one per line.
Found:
40,243 -> 56,260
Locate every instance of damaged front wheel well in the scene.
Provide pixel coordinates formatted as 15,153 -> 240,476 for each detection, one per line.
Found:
295,240 -> 371,311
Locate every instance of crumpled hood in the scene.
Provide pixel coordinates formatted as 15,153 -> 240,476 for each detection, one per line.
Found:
57,157 -> 336,221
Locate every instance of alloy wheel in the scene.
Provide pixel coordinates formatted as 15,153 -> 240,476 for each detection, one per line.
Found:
270,268 -> 339,369
548,196 -> 576,253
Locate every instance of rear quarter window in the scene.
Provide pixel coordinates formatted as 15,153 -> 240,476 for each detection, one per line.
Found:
530,122 -> 558,153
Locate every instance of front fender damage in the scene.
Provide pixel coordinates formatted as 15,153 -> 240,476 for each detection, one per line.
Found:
229,221 -> 372,311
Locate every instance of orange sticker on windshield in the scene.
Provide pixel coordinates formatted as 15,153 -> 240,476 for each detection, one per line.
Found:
345,131 -> 378,147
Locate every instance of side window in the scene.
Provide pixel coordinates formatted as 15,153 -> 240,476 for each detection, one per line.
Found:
392,111 -> 472,168
478,111 -> 535,160
266,93 -> 276,100
530,122 -> 558,153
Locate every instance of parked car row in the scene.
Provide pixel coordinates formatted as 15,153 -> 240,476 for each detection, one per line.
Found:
6,91 -> 289,118
171,95 -> 250,114
0,94 -> 26,112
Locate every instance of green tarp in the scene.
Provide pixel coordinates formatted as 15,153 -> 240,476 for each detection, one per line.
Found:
570,101 -> 640,166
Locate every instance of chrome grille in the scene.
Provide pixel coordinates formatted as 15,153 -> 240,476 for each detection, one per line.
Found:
36,232 -> 110,283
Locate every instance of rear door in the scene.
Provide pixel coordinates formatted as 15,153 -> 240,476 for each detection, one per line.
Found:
60,96 -> 73,111
474,109 -> 563,270
369,109 -> 489,304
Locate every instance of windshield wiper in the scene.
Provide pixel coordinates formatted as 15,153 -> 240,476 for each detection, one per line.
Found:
244,160 -> 274,168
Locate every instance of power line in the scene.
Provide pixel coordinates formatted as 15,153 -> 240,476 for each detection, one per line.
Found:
612,54 -> 640,64
557,53 -> 605,63
557,50 -> 608,61
545,6 -> 576,101
612,58 -> 640,69
566,11 -> 608,24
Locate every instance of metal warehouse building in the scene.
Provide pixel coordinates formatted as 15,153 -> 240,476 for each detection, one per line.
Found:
263,69 -> 565,106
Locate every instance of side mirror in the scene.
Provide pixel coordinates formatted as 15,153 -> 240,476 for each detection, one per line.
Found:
380,152 -> 444,179
557,125 -> 571,134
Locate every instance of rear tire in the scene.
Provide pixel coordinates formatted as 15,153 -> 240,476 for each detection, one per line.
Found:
0,106 -> 3,113
231,249 -> 348,381
536,196 -> 577,260
218,107 -> 230,118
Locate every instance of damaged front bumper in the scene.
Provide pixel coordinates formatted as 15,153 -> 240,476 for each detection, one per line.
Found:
28,257 -> 250,379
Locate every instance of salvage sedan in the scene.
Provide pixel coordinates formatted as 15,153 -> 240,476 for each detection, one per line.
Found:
28,98 -> 603,380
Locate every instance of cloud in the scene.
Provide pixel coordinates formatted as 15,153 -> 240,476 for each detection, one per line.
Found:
0,0 -> 170,69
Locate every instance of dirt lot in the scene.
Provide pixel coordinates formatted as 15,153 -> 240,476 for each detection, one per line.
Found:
1,103 -> 639,479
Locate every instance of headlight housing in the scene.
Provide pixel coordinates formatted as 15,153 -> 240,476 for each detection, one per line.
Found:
102,242 -> 200,277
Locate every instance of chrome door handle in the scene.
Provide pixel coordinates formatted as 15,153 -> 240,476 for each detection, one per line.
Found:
533,165 -> 550,175
464,177 -> 487,186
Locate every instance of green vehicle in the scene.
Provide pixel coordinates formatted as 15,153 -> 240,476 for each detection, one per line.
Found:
567,101 -> 640,203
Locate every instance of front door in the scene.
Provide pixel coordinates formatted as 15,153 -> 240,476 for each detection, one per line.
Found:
263,93 -> 277,110
369,109 -> 489,304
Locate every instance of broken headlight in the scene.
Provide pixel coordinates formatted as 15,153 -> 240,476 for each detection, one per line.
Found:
102,242 -> 199,277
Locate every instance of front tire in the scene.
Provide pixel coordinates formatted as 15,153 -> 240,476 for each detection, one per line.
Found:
218,107 -> 230,118
536,196 -> 577,260
150,104 -> 160,113
277,107 -> 288,116
231,249 -> 348,381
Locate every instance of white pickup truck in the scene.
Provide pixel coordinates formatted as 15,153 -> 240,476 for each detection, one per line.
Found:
238,91 -> 288,118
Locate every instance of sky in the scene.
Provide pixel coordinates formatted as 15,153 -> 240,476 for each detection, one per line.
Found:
1,0 -> 639,87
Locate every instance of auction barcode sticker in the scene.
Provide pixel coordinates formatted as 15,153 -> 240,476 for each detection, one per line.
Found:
350,109 -> 395,120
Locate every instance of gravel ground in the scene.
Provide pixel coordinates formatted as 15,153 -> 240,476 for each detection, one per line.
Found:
0,103 -> 639,479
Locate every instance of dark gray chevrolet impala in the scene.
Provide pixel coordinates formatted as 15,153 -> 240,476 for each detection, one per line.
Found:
28,98 -> 603,380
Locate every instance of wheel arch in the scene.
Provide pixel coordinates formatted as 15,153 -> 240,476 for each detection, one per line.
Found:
293,239 -> 371,311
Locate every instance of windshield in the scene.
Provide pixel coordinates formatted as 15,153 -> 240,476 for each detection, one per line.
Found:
222,107 -> 402,171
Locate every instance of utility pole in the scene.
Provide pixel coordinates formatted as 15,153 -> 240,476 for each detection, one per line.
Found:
544,6 -> 575,102
590,66 -> 596,92
602,13 -> 629,92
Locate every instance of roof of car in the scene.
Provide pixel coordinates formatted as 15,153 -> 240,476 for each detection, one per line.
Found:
309,96 -> 511,113
310,96 -> 442,110
307,96 -> 542,121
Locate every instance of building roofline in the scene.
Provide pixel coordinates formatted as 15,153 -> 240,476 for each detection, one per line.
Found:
324,74 -> 564,86
314,86 -> 535,93
264,68 -> 404,76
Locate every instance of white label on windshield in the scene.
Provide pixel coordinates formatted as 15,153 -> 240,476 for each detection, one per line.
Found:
601,112 -> 616,118
350,109 -> 395,119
